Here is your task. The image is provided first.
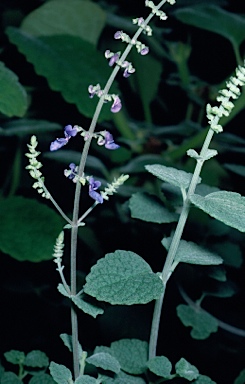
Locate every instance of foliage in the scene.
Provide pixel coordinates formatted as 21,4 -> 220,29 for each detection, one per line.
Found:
0,0 -> 244,384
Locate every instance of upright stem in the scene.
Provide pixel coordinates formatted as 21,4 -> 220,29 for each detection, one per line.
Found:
68,1 -> 169,377
149,128 -> 214,359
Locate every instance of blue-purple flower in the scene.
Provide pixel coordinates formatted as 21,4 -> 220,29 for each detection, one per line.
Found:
89,177 -> 103,204
67,163 -> 77,180
111,96 -> 122,113
50,125 -> 78,151
97,131 -> 119,150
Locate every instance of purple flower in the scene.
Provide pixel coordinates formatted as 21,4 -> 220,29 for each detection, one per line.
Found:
111,96 -> 122,113
140,46 -> 149,55
114,31 -> 122,39
50,137 -> 69,151
68,163 -> 77,180
109,52 -> 120,67
104,131 -> 120,150
64,125 -> 77,137
50,125 -> 77,151
89,177 -> 103,204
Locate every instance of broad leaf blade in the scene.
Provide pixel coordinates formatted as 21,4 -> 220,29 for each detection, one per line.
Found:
49,362 -> 72,384
190,191 -> 245,232
7,28 -> 117,120
174,5 -> 245,47
24,351 -> 49,368
0,372 -> 22,384
0,61 -> 28,117
21,0 -> 106,45
0,197 -> 64,262
84,250 -> 163,305
86,352 -> 120,374
29,373 -> 55,384
110,339 -> 148,375
0,119 -> 61,137
146,164 -> 200,189
162,238 -> 223,266
71,295 -> 104,318
147,356 -> 172,378
175,358 -> 199,381
129,192 -> 178,223
177,304 -> 218,340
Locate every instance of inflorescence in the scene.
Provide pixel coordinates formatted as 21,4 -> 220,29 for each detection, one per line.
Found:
206,63 -> 245,133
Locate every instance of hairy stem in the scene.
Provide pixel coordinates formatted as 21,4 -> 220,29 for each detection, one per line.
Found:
149,128 -> 214,359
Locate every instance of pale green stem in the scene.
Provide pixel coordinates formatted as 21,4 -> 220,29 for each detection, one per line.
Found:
56,261 -> 71,295
40,182 -> 72,224
149,128 -> 214,359
68,3 -> 169,377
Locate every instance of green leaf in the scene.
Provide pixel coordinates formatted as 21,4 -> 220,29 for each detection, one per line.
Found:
57,284 -> 70,298
59,334 -> 83,360
224,164 -> 245,178
234,368 -> 245,384
49,362 -> 72,384
101,371 -> 146,384
162,238 -> 223,266
24,350 -> 49,368
110,339 -> 148,375
0,61 -> 28,117
175,358 -> 199,381
4,350 -> 25,365
147,356 -> 172,378
0,119 -> 61,137
29,373 -> 56,384
174,5 -> 245,48
21,0 -> 106,45
190,191 -> 245,232
212,242 -> 243,268
0,197 -> 64,262
129,192 -> 178,223
84,250 -> 163,305
86,352 -> 120,374
0,364 -> 5,379
0,372 -> 22,384
7,28 -> 117,120
193,375 -> 216,384
176,304 -> 218,340
75,376 -> 97,384
146,164 -> 200,189
71,295 -> 104,318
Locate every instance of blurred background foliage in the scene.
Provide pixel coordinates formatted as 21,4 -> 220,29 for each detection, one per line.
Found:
0,0 -> 244,383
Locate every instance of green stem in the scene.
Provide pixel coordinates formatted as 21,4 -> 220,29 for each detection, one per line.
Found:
68,3 -> 169,377
149,129 -> 214,359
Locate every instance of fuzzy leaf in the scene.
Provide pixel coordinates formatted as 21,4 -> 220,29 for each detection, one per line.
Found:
162,238 -> 223,266
4,350 -> 25,365
24,350 -> 49,368
177,304 -> 218,340
147,356 -> 172,378
75,376 -> 97,384
120,155 -> 165,174
190,191 -> 245,232
71,295 -> 104,318
193,375 -> 216,384
84,250 -> 163,305
29,373 -> 55,384
0,119 -> 61,137
49,362 -> 72,384
129,192 -> 178,223
0,197 -> 64,262
86,352 -> 120,374
175,358 -> 199,381
7,28 -> 117,120
59,334 -> 83,359
0,61 -> 28,117
0,372 -> 22,384
21,0 -> 106,45
234,369 -> 245,384
174,5 -> 245,48
146,164 -> 200,189
101,371 -> 146,384
110,339 -> 148,375
57,284 -> 70,298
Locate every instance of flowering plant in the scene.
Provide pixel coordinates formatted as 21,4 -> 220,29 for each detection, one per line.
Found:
0,1 -> 244,383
